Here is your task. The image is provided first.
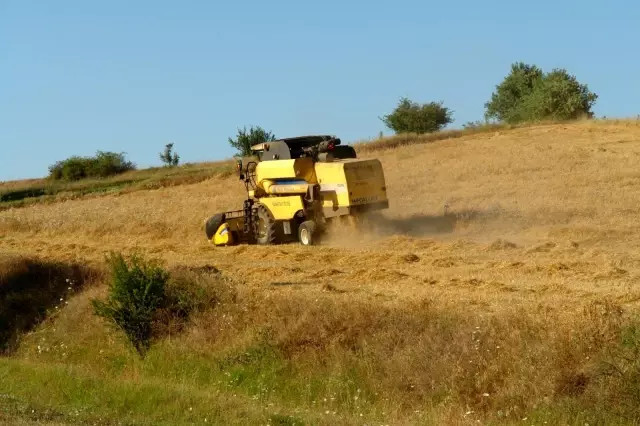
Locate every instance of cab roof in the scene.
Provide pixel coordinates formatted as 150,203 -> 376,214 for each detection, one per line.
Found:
250,135 -> 336,152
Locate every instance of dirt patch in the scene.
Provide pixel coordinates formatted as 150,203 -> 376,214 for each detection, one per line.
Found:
0,256 -> 101,354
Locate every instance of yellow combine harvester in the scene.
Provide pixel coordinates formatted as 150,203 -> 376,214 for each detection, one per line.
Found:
205,135 -> 388,246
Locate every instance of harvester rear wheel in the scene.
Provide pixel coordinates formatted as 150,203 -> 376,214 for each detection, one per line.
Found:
205,213 -> 225,241
298,220 -> 316,246
256,204 -> 277,245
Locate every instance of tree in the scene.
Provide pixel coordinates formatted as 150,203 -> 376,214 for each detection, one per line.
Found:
48,151 -> 136,181
483,62 -> 544,123
159,143 -> 180,167
523,68 -> 599,121
228,125 -> 277,157
484,62 -> 598,123
380,97 -> 453,134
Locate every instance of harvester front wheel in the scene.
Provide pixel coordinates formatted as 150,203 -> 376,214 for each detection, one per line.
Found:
205,213 -> 225,241
298,220 -> 316,246
256,204 -> 277,245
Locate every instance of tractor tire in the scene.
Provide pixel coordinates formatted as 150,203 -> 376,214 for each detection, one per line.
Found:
205,213 -> 225,241
298,220 -> 317,246
256,204 -> 277,245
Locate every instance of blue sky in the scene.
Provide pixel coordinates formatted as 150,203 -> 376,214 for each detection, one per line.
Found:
2,0 -> 639,181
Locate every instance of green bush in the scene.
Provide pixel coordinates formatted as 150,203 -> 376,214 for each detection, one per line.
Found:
380,97 -> 453,134
484,62 -> 598,124
228,125 -> 277,157
48,151 -> 136,181
91,255 -> 232,357
92,253 -> 169,357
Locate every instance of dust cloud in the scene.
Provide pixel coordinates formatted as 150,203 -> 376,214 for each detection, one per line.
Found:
318,203 -> 523,249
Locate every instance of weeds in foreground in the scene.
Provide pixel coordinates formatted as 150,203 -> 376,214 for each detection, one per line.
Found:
592,317 -> 640,421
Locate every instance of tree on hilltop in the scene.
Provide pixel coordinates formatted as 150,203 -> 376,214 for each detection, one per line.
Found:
380,97 -> 454,134
228,125 -> 277,157
159,143 -> 180,167
484,62 -> 598,123
483,62 -> 544,123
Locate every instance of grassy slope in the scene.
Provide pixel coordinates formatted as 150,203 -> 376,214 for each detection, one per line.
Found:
0,120 -> 550,211
3,118 -> 640,425
0,160 -> 235,211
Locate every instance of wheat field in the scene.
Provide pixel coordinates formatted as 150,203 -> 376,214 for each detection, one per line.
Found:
2,119 -> 640,425
2,119 -> 639,311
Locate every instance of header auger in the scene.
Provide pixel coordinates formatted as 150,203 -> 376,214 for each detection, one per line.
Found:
204,135 -> 389,246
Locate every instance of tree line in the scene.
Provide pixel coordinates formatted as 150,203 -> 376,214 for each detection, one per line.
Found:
379,61 -> 598,134
227,61 -> 599,156
47,61 -> 598,181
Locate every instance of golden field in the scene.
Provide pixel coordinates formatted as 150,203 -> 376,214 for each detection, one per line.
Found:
2,119 -> 640,310
2,118 -> 640,425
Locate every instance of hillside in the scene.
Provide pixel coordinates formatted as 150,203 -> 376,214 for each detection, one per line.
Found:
2,119 -> 640,425
2,119 -> 639,303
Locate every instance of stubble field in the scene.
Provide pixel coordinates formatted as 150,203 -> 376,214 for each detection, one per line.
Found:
2,119 -> 640,425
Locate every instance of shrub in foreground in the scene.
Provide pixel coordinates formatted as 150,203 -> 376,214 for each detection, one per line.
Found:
48,151 -> 136,181
91,254 -> 228,358
91,253 -> 169,357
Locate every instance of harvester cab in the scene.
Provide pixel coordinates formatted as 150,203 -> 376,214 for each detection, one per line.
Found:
205,135 -> 388,246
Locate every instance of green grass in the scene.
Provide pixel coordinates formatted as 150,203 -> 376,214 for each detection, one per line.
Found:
0,358 -> 274,425
0,161 -> 235,211
0,354 -> 409,425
